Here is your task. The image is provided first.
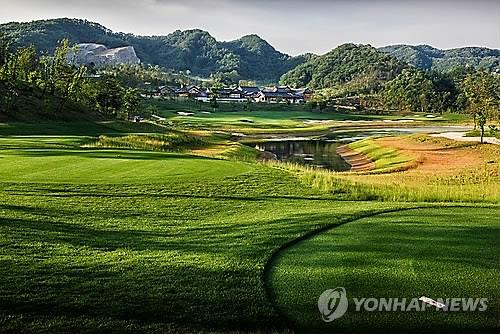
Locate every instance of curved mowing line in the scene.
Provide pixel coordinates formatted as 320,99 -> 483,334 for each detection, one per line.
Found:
261,204 -> 495,332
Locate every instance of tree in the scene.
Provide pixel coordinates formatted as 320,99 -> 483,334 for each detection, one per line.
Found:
0,33 -> 9,67
462,72 -> 499,143
383,68 -> 459,113
209,80 -> 223,111
93,77 -> 125,116
122,88 -> 140,119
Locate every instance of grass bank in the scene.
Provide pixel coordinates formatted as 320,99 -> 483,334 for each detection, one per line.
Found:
84,133 -> 207,152
346,138 -> 414,172
271,136 -> 500,203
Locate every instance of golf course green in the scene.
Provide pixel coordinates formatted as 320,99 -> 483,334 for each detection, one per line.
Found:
0,113 -> 498,333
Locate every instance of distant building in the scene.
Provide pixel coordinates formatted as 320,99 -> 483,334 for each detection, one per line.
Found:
211,87 -> 246,103
238,86 -> 260,101
165,84 -> 312,104
154,86 -> 177,98
255,86 -> 308,104
175,85 -> 210,101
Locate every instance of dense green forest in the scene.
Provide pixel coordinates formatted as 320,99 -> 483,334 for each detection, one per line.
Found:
0,18 -> 305,82
280,43 -> 406,91
379,44 -> 500,72
0,39 -> 141,121
279,43 -> 499,133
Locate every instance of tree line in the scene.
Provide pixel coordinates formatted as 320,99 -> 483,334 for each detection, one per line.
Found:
0,38 -> 140,119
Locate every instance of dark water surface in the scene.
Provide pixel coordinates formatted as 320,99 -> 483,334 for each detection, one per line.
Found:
254,140 -> 350,171
251,126 -> 472,171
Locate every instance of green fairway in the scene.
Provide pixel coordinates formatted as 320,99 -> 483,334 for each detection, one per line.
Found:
152,100 -> 468,134
268,207 -> 500,333
0,132 -> 413,332
0,120 -> 497,333
0,150 -> 252,184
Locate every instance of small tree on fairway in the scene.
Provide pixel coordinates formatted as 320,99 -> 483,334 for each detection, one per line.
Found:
463,72 -> 499,143
477,111 -> 487,144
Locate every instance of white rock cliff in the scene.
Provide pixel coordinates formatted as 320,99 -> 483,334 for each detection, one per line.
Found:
69,43 -> 141,67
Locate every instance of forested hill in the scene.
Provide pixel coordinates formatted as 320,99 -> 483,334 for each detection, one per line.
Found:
0,18 -> 305,82
379,44 -> 500,72
2,18 -> 498,83
220,34 -> 308,81
280,43 -> 406,91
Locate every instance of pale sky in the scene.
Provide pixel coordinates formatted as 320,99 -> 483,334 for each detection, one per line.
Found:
0,0 -> 499,56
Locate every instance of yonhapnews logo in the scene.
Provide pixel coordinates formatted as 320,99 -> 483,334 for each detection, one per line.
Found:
318,287 -> 488,322
318,287 -> 348,322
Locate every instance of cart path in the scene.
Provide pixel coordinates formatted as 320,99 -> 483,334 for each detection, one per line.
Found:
430,131 -> 500,145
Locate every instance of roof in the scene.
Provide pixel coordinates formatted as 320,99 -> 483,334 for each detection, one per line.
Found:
219,88 -> 241,94
292,87 -> 312,94
158,86 -> 176,92
244,91 -> 261,97
175,85 -> 208,96
238,86 -> 261,93
260,91 -> 300,99
274,86 -> 293,93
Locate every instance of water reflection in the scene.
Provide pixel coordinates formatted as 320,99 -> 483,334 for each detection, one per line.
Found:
254,140 -> 350,171
251,126 -> 473,171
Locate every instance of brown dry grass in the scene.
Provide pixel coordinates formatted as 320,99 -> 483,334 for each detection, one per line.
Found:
299,135 -> 500,202
377,136 -> 483,176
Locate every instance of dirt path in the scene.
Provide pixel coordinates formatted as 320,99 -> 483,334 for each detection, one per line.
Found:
430,132 -> 500,145
336,145 -> 375,171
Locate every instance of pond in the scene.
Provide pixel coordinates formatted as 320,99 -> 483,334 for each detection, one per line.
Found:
253,140 -> 351,171
249,126 -> 473,171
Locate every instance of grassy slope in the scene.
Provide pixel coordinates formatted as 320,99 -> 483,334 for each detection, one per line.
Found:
347,138 -> 413,172
0,131 -> 413,333
269,207 -> 500,334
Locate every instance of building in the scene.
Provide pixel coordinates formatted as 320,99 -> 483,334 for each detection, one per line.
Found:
255,86 -> 308,104
216,88 -> 247,103
168,84 -> 311,104
238,86 -> 261,100
292,87 -> 313,101
154,86 -> 177,98
175,86 -> 210,102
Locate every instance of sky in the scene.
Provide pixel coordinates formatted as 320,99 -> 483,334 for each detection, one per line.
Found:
0,0 -> 499,56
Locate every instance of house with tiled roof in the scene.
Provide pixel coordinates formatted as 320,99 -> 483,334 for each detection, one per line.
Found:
175,85 -> 210,101
216,87 -> 247,103
255,86 -> 309,104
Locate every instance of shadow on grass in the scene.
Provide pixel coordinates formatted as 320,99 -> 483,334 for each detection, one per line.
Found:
266,208 -> 500,334
4,149 -> 214,161
0,207 -> 357,332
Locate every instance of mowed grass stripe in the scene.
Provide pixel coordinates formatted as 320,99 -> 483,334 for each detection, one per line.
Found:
0,149 -> 252,183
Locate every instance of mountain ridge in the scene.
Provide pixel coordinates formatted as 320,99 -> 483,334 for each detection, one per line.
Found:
0,18 -> 305,82
280,43 -> 407,91
1,18 -> 499,81
378,44 -> 500,72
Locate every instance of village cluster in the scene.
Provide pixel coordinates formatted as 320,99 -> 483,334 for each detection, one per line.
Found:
145,85 -> 313,104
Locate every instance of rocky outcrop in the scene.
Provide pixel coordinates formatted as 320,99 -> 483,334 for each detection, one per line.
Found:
69,43 -> 140,67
